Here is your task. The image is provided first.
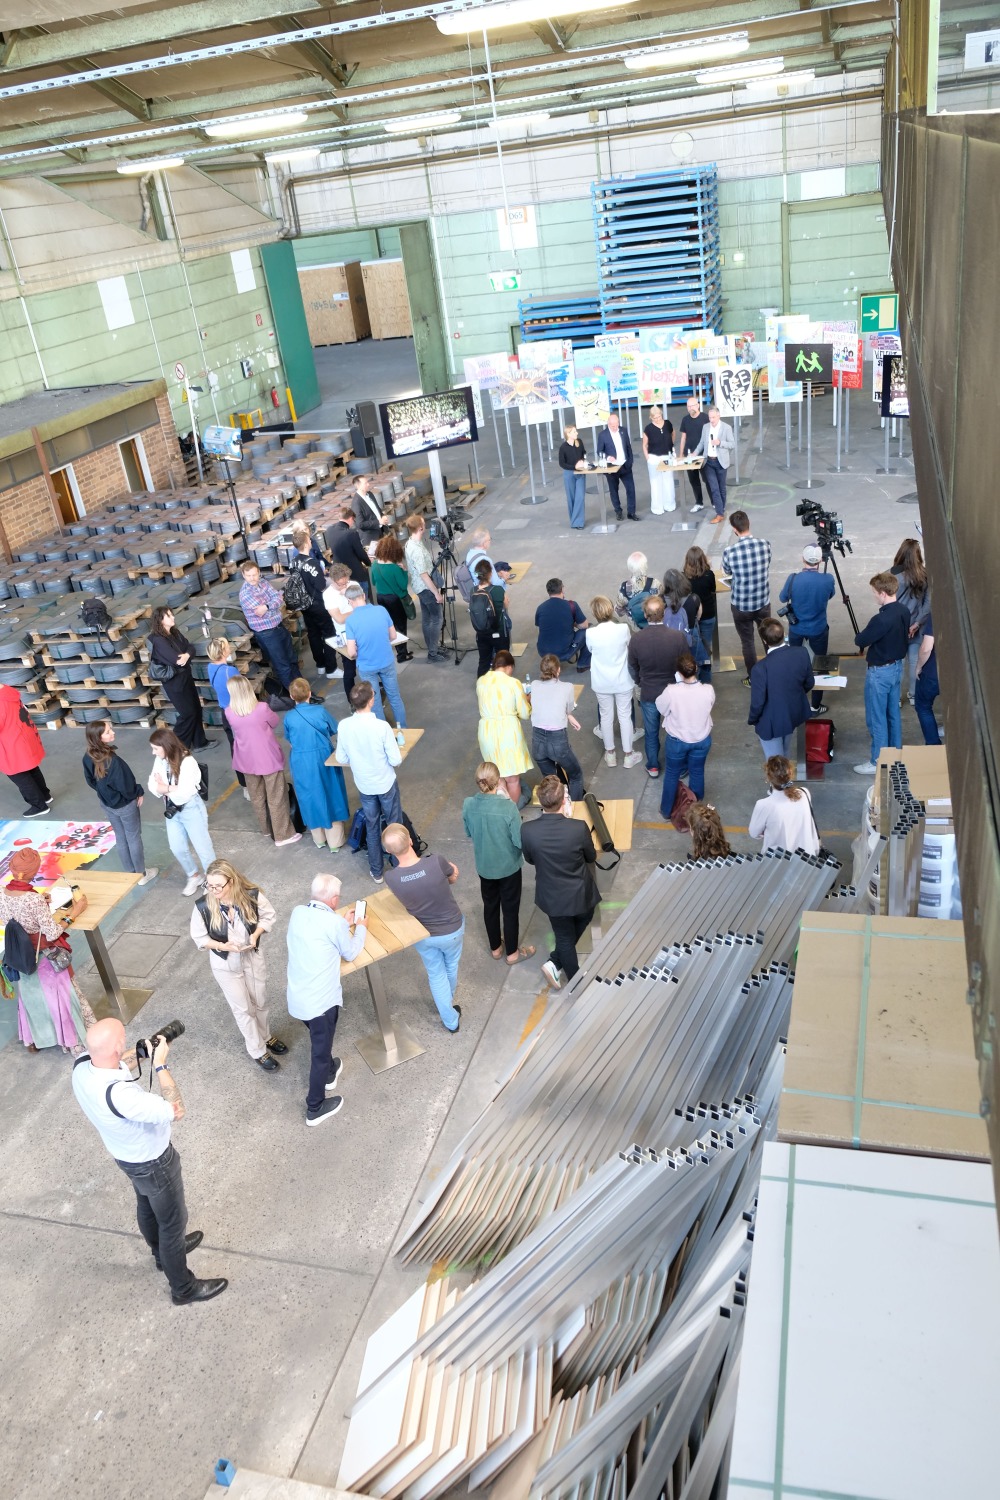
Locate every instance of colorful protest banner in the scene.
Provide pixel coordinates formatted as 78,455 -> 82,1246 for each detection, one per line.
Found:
572,376 -> 611,428
766,354 -> 803,403
715,366 -> 754,417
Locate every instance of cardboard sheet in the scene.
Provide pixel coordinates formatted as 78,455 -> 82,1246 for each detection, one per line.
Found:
779,912 -> 988,1159
875,743 -> 951,817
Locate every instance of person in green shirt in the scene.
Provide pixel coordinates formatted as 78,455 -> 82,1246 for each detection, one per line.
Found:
370,534 -> 414,664
462,761 -> 535,965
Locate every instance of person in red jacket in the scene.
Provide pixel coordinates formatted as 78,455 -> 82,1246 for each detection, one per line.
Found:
0,684 -> 51,817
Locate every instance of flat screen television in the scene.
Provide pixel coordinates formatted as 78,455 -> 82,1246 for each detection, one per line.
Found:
378,386 -> 478,459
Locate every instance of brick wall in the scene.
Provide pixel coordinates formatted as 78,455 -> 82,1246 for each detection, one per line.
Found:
0,404 -> 187,553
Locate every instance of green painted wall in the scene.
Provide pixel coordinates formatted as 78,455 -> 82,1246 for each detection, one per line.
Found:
0,246 -> 294,433
292,227 -> 402,267
399,222 -> 448,393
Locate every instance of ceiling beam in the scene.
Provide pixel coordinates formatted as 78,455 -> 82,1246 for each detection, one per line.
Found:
0,1 -> 322,73
277,15 -> 350,88
531,21 -> 570,53
70,63 -> 152,121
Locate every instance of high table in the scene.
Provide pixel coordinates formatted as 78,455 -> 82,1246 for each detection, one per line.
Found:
327,726 -> 423,770
69,869 -> 149,1022
341,886 -> 429,1074
583,461 -> 622,536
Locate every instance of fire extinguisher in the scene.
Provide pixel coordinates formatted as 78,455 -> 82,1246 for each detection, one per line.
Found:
270,387 -> 280,409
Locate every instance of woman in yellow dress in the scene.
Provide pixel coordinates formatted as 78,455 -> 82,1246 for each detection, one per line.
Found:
476,649 -> 533,807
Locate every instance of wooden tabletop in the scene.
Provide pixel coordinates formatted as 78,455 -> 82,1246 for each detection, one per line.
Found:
525,795 -> 634,851
327,726 -> 423,768
658,457 -> 704,472
68,869 -> 143,931
340,886 -> 429,974
503,561 -> 532,585
524,682 -> 585,704
587,462 -> 622,474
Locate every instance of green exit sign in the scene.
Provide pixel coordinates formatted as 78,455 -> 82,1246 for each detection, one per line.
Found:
860,293 -> 898,332
489,271 -> 521,292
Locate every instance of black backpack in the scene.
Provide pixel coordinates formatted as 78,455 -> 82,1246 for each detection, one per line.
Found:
282,564 -> 311,613
2,918 -> 41,980
469,586 -> 497,635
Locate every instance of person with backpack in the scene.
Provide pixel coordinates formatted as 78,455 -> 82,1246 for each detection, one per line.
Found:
288,521 -> 339,678
661,568 -> 706,663
0,681 -> 52,818
0,845 -> 93,1052
615,551 -> 657,629
82,721 -> 158,884
147,728 -> 217,895
283,677 -> 350,851
683,547 -> 717,681
586,595 -> 642,768
470,559 -> 510,678
190,858 -> 285,1072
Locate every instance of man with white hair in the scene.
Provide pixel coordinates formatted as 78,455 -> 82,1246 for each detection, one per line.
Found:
285,873 -> 367,1127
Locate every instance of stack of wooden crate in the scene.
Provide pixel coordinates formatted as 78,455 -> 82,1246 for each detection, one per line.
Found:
298,261 -> 371,346
361,258 -> 413,339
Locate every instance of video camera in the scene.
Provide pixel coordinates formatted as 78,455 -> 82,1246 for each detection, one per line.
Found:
427,506 -> 468,542
135,1019 -> 186,1062
795,498 -> 852,558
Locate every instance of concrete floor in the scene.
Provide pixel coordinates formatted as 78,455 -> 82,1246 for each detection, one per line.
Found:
0,348 -> 923,1500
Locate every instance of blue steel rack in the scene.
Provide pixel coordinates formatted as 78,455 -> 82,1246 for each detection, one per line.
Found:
591,165 -> 722,335
518,293 -> 602,347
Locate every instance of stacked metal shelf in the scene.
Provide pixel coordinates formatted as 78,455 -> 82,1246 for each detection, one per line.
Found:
592,165 -> 722,334
518,293 -> 602,346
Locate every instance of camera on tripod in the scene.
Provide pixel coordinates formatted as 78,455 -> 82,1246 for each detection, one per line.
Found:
135,1019 -> 185,1061
427,506 -> 468,543
795,498 -> 852,557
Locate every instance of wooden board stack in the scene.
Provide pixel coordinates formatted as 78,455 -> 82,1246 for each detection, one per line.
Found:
361,259 -> 413,340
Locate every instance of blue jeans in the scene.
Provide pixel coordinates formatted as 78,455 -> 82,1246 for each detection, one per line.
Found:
256,624 -> 299,688
413,920 -> 464,1030
789,626 -> 829,707
640,699 -> 662,770
116,1143 -> 195,1300
659,734 -> 711,819
863,659 -> 903,762
359,780 -> 402,879
165,795 -> 216,879
107,797 -> 146,874
697,616 -> 716,682
531,727 -> 584,801
563,471 -> 587,528
417,588 -> 443,656
703,458 -> 727,515
757,732 -> 794,760
364,661 -> 407,728
914,658 -> 941,744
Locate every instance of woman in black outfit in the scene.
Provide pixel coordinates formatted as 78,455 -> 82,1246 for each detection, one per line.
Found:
289,521 -> 338,677
471,559 -> 510,678
558,424 -> 588,529
147,606 -> 211,750
82,721 -> 157,883
684,546 -> 717,682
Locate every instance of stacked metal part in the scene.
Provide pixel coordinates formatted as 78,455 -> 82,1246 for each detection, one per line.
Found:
878,761 -> 926,915
338,1093 -> 768,1500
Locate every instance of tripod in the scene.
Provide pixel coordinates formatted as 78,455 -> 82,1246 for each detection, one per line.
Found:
821,543 -> 861,640
434,540 -> 470,665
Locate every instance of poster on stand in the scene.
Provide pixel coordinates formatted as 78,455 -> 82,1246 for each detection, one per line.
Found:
637,325 -> 689,396
715,366 -> 754,417
879,353 -> 910,418
517,339 -> 570,371
686,331 -> 729,374
496,368 -> 550,408
823,319 -> 858,340
463,352 -> 510,390
783,343 -> 834,383
545,359 -> 573,408
572,376 -> 611,429
733,332 -> 759,366
832,337 -> 863,389
519,400 -> 553,426
594,331 -> 639,398
866,331 -> 902,361
766,354 -> 803,403
467,381 -> 483,424
765,314 -> 810,350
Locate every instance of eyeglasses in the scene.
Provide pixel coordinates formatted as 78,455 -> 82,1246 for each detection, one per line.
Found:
206,881 -> 228,891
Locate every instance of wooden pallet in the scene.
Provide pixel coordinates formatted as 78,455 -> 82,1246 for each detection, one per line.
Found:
55,690 -> 157,710
45,670 -> 143,692
40,644 -> 141,668
0,650 -> 40,668
29,609 -> 148,645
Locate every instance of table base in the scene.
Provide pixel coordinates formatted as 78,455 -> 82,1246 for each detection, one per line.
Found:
589,521 -> 619,535
356,1020 -> 426,1074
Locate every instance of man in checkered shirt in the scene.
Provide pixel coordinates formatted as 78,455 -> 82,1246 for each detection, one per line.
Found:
722,511 -> 772,683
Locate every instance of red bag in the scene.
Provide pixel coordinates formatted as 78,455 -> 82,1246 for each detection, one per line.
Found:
805,718 -> 836,763
670,781 -> 698,832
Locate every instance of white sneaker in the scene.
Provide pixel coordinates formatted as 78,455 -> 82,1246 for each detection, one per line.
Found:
604,750 -> 617,768
853,762 -> 877,776
182,875 -> 203,896
330,668 -> 344,680
690,503 -> 706,512
243,787 -> 251,801
137,867 -> 159,886
275,833 -> 302,847
593,725 -> 603,738
623,751 -> 643,769
541,960 -> 564,989
316,668 -> 326,677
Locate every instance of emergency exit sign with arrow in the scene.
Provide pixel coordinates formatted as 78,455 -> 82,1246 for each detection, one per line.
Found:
488,271 -> 521,292
860,293 -> 898,333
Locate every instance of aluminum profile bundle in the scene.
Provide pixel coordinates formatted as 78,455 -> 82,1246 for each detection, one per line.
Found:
338,1103 -> 760,1500
878,761 -> 927,915
396,938 -> 793,1269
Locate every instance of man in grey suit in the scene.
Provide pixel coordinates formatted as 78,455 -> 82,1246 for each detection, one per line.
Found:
692,405 -> 735,523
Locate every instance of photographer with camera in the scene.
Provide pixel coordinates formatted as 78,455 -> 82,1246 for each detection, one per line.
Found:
778,545 -> 836,714
71,1017 -> 227,1305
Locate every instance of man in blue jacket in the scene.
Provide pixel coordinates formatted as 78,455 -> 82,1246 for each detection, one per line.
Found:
747,618 -> 815,759
778,545 -> 837,713
596,414 -> 637,521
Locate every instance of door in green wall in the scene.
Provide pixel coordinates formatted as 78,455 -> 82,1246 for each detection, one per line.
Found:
785,195 -> 889,324
260,241 -> 321,416
399,223 -> 448,394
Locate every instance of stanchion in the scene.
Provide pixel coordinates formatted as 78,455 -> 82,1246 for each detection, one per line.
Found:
535,421 -> 546,480
796,401 -> 803,451
784,405 -> 792,469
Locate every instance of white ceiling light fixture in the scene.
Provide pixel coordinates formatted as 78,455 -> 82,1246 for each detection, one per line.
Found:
384,110 -> 462,133
486,111 -> 551,129
623,34 -> 749,72
695,57 -> 784,85
264,146 -> 322,163
116,156 -> 185,174
205,112 -> 308,139
437,0 -> 632,37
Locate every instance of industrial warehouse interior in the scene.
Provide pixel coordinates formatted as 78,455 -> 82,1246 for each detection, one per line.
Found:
0,4 -> 998,1500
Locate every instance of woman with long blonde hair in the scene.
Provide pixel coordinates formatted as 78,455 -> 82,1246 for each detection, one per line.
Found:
225,675 -> 301,846
189,858 -> 284,1071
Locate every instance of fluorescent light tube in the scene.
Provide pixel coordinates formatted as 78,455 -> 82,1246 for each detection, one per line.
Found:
623,36 -> 750,71
695,58 -> 784,85
264,147 -> 321,163
205,112 -> 308,139
486,111 -> 551,128
383,111 -> 462,133
116,156 -> 185,173
437,0 -> 632,37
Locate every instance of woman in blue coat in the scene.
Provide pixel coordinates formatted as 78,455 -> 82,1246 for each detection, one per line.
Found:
283,678 -> 350,850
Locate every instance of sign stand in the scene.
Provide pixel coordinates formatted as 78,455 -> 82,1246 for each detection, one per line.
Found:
503,407 -> 515,467
731,416 -> 741,486
797,402 -> 803,452
535,422 -> 546,479
784,406 -> 792,469
427,449 -> 449,518
845,389 -> 852,454
521,422 -> 546,506
795,381 -> 825,489
758,386 -> 765,451
489,403 -> 505,478
877,418 -> 899,476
